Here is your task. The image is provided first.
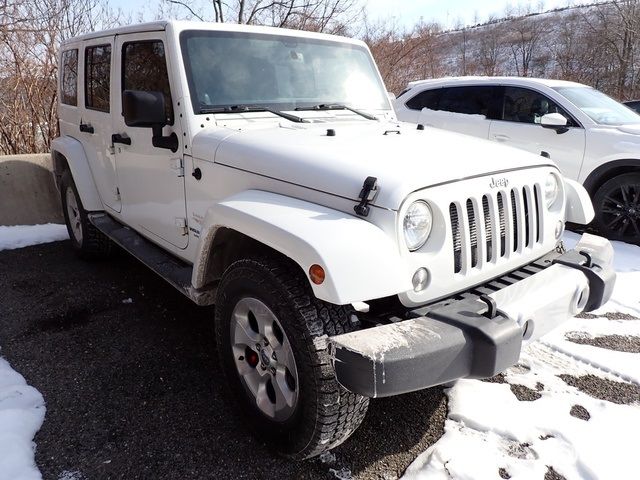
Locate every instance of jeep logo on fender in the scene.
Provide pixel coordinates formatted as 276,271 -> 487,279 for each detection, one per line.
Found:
489,177 -> 509,188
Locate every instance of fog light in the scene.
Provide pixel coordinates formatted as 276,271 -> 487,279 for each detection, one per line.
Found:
555,220 -> 564,239
412,268 -> 429,292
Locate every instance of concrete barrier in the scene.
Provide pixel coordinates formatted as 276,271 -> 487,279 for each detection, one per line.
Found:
0,154 -> 64,226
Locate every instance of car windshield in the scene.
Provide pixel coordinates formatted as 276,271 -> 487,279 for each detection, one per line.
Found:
555,86 -> 640,126
180,30 -> 390,114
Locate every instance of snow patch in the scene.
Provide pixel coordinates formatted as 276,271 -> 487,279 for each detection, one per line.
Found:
404,234 -> 640,479
0,358 -> 46,480
0,224 -> 68,252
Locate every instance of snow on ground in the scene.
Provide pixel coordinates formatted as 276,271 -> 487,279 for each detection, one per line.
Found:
0,225 -> 67,480
404,232 -> 640,480
0,224 -> 68,252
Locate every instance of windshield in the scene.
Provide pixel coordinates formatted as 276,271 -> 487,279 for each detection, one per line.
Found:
180,30 -> 390,114
555,86 -> 640,126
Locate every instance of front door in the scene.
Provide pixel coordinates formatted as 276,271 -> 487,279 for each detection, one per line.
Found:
489,86 -> 586,180
111,32 -> 188,249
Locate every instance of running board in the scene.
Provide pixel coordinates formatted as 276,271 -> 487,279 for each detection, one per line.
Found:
88,213 -> 206,302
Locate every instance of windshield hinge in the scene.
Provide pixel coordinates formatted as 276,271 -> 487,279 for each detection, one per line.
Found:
354,176 -> 378,217
175,217 -> 188,235
170,158 -> 184,177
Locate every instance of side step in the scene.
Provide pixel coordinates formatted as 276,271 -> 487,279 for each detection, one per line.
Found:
89,213 -> 194,299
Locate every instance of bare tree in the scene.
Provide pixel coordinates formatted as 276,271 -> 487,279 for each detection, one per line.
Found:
0,0 -> 124,155
506,16 -> 542,77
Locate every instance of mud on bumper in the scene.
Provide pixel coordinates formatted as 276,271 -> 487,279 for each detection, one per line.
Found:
329,234 -> 616,398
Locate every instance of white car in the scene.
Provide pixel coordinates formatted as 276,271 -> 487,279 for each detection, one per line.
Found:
52,22 -> 614,459
394,77 -> 640,244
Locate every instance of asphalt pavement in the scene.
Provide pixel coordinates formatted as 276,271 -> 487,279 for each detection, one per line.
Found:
0,241 -> 447,480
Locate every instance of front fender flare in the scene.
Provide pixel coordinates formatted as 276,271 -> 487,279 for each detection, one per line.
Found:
51,136 -> 103,211
193,191 -> 412,305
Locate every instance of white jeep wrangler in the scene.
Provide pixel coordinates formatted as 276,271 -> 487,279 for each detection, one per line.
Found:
52,20 -> 616,459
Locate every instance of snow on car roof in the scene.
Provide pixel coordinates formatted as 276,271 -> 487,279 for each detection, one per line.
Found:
406,76 -> 586,90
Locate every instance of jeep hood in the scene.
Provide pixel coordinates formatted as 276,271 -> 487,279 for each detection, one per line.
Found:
192,122 -> 556,211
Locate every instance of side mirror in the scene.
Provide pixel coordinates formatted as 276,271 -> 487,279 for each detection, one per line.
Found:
123,90 -> 166,127
122,90 -> 178,151
540,113 -> 569,134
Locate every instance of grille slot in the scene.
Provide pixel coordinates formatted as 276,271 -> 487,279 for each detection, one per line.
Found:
449,183 -> 543,274
466,199 -> 478,268
482,195 -> 492,262
450,203 -> 462,273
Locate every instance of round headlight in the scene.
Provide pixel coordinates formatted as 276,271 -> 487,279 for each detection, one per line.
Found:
403,201 -> 433,251
544,173 -> 559,208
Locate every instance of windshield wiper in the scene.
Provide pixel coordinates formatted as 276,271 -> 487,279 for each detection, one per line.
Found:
199,104 -> 307,123
295,103 -> 378,121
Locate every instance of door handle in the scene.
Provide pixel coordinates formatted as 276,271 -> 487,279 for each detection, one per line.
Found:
493,134 -> 510,142
79,123 -> 94,134
111,133 -> 132,146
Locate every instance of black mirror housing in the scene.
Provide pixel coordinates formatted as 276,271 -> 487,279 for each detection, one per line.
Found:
123,90 -> 166,127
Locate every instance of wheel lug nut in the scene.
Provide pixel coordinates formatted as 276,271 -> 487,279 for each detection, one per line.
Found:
264,338 -> 269,346
255,343 -> 261,351
272,352 -> 277,360
270,367 -> 276,375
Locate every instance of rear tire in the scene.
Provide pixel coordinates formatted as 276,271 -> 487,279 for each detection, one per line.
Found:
593,173 -> 640,244
60,170 -> 112,258
214,256 -> 369,459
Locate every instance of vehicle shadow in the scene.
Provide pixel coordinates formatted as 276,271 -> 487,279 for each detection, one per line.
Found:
0,241 -> 446,480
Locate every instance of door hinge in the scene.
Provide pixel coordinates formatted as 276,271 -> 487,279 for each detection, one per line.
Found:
175,217 -> 188,235
170,158 -> 184,177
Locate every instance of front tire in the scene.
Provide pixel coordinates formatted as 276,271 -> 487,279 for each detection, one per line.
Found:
214,256 -> 369,459
60,170 -> 112,258
593,173 -> 640,244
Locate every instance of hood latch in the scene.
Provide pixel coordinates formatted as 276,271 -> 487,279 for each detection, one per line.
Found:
354,176 -> 378,217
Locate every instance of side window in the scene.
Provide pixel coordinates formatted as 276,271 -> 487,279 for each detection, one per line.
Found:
122,40 -> 173,124
405,89 -> 441,111
61,49 -> 78,106
502,87 -> 575,126
438,86 -> 499,118
85,45 -> 111,112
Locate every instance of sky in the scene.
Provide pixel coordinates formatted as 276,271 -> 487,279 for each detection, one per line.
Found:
111,0 -> 575,29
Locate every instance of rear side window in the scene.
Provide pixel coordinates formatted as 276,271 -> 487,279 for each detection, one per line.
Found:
406,89 -> 441,111
85,44 -> 111,112
61,49 -> 78,106
438,86 -> 499,118
122,41 -> 173,124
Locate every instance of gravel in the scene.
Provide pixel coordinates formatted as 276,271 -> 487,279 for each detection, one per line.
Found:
0,241 -> 447,480
569,404 -> 591,421
564,332 -> 640,353
483,373 -> 543,401
576,312 -> 639,320
559,374 -> 640,405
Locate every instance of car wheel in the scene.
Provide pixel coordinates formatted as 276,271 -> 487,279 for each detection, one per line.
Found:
60,170 -> 112,258
593,173 -> 640,244
214,256 -> 369,459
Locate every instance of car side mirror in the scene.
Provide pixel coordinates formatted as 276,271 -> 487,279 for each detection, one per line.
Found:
122,90 -> 178,152
540,113 -> 569,134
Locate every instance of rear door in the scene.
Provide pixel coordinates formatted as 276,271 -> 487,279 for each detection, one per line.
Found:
489,86 -> 586,180
79,37 -> 121,212
416,86 -> 498,139
111,32 -> 188,249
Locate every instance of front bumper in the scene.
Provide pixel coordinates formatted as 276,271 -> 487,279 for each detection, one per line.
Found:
330,233 -> 616,398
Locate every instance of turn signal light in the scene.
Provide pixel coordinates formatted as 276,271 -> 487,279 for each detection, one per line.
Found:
309,264 -> 325,285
